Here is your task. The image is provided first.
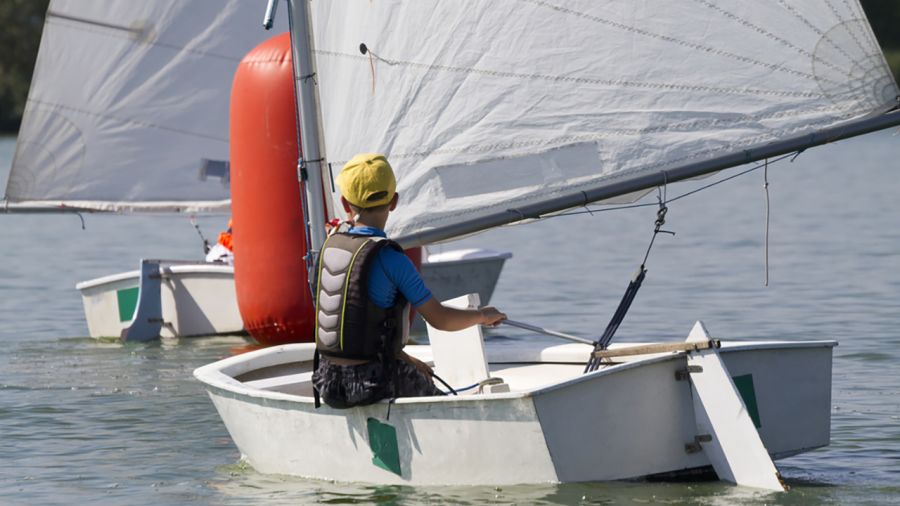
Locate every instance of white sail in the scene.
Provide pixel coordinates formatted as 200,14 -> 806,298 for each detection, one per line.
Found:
4,0 -> 287,213
311,0 -> 898,242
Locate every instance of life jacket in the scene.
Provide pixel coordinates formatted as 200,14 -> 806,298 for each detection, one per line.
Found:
315,233 -> 409,361
217,219 -> 234,251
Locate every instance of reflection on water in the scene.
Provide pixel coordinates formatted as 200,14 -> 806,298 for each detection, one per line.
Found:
1,131 -> 900,504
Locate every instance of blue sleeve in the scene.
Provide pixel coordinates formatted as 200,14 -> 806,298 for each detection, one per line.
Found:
377,247 -> 432,308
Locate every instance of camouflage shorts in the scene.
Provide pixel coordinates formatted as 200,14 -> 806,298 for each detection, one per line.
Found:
312,355 -> 443,409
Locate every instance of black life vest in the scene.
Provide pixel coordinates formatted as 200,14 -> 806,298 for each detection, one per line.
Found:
314,233 -> 409,361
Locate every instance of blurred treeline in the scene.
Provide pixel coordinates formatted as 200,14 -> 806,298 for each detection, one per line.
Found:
0,0 -> 49,133
0,0 -> 898,133
862,1 -> 900,83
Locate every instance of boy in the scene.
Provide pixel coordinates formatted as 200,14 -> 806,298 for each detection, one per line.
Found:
312,153 -> 506,408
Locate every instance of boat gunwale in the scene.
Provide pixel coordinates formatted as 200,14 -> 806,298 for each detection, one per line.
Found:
424,250 -> 513,265
75,262 -> 235,290
193,339 -> 837,406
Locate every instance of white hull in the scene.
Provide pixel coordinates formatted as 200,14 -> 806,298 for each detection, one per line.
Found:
76,249 -> 510,339
194,337 -> 834,485
76,263 -> 243,338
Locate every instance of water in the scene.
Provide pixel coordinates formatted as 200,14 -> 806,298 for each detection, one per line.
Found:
1,131 -> 899,505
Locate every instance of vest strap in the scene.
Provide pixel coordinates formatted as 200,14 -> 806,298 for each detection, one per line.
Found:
313,349 -> 321,409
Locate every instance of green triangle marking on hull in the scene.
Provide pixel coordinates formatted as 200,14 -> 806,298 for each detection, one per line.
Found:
117,286 -> 140,322
367,417 -> 402,476
732,374 -> 762,429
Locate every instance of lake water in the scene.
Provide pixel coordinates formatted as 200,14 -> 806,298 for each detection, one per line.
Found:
1,131 -> 899,505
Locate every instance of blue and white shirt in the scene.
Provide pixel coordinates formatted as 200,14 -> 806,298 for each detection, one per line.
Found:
346,226 -> 432,309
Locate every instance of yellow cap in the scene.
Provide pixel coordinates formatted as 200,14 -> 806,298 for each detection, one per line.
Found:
336,153 -> 397,208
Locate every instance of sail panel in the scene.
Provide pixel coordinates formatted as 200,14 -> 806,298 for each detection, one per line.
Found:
311,0 -> 899,240
5,0 -> 288,212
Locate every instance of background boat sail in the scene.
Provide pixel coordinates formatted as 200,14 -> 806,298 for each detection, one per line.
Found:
194,0 -> 899,488
1,0 -> 510,340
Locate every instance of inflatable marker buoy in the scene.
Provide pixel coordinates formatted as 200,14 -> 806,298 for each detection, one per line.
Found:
230,33 -> 314,346
230,34 -> 422,346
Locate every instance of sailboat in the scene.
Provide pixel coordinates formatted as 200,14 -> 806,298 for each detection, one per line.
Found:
1,0 -> 510,340
192,0 -> 900,488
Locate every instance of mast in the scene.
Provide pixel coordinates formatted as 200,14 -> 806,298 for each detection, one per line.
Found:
280,0 -> 328,291
394,108 -> 900,249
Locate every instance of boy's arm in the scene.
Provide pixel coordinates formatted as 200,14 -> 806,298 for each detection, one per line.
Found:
416,298 -> 506,332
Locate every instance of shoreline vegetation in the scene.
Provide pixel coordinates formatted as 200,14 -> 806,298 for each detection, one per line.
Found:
0,1 -> 898,134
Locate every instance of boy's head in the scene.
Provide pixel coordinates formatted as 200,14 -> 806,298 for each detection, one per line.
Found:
336,153 -> 397,211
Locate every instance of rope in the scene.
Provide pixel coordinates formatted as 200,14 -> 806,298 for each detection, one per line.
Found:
763,159 -> 770,286
188,215 -> 210,253
583,191 -> 674,373
431,372 -> 459,396
550,151 -> 800,219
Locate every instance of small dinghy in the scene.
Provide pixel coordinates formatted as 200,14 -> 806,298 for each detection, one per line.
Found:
189,0 -> 889,489
194,315 -> 834,487
75,248 -> 510,340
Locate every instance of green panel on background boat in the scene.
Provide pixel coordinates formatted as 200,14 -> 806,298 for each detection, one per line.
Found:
367,417 -> 401,476
733,374 -> 762,429
117,287 -> 140,322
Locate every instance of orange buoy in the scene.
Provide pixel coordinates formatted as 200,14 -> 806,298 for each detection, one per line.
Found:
230,33 -> 315,346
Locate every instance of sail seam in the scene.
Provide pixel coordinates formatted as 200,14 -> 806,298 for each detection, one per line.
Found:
774,0 -> 859,66
318,50 -> 823,101
328,102 -> 862,167
687,0 -> 855,79
46,15 -> 243,63
395,111 -> 861,229
824,0 -> 867,55
843,0 -> 880,50
521,0 -> 840,86
24,99 -> 229,144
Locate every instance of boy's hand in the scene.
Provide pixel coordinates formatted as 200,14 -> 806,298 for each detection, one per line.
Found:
479,306 -> 507,327
401,351 -> 434,377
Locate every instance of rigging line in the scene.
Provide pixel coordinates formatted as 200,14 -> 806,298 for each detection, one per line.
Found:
368,49 -> 376,94
764,159 -> 771,287
547,152 -> 798,219
584,187 -> 674,373
431,373 -> 458,396
189,215 -> 211,254
520,0 -> 840,86
665,152 -> 795,204
641,180 -> 675,268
